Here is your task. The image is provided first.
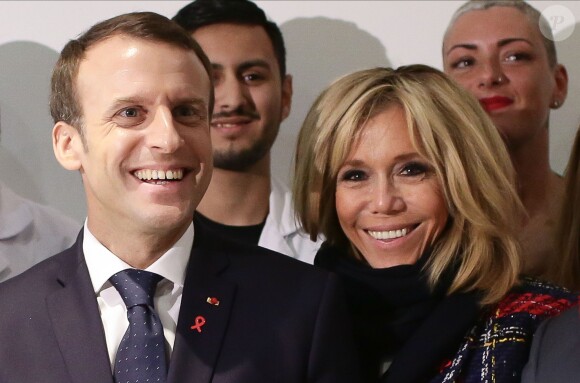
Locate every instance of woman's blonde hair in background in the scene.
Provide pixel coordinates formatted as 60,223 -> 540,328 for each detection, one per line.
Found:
549,127 -> 580,290
293,65 -> 523,305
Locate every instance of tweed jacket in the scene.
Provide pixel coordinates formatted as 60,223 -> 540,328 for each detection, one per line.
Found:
431,277 -> 578,383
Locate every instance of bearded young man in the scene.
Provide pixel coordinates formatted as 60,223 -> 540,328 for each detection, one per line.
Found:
173,0 -> 321,263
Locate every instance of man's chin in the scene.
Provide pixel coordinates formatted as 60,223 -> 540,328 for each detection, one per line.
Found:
137,205 -> 193,230
213,149 -> 267,172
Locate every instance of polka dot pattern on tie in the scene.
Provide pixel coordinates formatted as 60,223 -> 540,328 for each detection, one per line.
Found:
109,269 -> 167,383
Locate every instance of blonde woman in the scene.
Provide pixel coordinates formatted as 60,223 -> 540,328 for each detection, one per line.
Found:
442,0 -> 569,280
293,65 -> 577,383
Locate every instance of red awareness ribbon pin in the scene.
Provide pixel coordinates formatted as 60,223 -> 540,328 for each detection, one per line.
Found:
190,315 -> 206,333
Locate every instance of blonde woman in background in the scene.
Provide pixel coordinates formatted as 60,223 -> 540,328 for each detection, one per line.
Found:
293,65 -> 577,383
442,0 -> 569,281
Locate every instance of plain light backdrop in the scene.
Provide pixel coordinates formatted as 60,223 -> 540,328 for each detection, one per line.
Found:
0,1 -> 578,223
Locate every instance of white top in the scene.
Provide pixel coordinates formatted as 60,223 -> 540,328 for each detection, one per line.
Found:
0,182 -> 78,282
259,177 -> 323,264
83,222 -> 193,369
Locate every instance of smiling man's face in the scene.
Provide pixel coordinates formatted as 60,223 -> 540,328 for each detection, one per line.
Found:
57,34 -> 213,242
192,23 -> 292,171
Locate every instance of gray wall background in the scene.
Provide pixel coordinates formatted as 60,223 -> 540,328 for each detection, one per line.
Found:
0,1 -> 578,223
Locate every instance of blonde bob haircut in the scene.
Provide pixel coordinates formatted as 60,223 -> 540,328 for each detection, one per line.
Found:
293,65 -> 522,305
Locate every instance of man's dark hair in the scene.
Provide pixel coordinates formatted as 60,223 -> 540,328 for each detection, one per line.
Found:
50,11 -> 214,135
173,0 -> 287,77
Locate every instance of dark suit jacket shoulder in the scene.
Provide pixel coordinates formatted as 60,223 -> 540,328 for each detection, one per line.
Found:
521,305 -> 580,383
0,231 -> 114,383
0,227 -> 360,383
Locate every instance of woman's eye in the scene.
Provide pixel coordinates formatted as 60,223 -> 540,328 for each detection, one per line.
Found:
399,162 -> 429,177
504,52 -> 531,62
341,169 -> 367,181
452,58 -> 473,69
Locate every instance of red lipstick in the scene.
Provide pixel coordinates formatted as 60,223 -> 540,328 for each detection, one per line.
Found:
479,96 -> 513,112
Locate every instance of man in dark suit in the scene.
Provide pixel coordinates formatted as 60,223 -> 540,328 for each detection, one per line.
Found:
0,12 -> 359,383
522,306 -> 580,383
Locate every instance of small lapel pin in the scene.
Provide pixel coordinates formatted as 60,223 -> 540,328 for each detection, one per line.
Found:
190,315 -> 206,333
206,296 -> 220,306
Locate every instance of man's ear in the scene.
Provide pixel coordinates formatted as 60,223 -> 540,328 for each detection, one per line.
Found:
280,74 -> 293,121
52,122 -> 83,171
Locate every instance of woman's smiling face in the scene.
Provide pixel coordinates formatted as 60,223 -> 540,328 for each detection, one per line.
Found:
335,105 -> 449,269
443,6 -> 567,149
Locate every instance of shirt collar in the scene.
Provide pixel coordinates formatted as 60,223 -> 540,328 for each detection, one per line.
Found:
83,221 -> 194,294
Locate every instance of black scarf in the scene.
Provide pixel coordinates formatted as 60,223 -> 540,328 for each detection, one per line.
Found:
315,243 -> 480,383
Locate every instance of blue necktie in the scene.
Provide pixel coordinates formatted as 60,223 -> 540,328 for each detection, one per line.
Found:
109,269 -> 168,383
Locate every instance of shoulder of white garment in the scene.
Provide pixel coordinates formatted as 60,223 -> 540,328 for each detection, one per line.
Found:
258,177 -> 323,263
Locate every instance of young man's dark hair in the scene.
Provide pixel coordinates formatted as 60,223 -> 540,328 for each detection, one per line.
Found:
172,0 -> 286,77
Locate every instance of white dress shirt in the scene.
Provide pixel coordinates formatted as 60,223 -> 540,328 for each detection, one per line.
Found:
83,222 -> 193,369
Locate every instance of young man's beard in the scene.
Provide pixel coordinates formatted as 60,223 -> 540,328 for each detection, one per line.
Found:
213,135 -> 274,172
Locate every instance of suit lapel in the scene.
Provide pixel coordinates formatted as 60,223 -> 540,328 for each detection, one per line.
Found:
168,233 -> 236,383
46,235 -> 114,383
